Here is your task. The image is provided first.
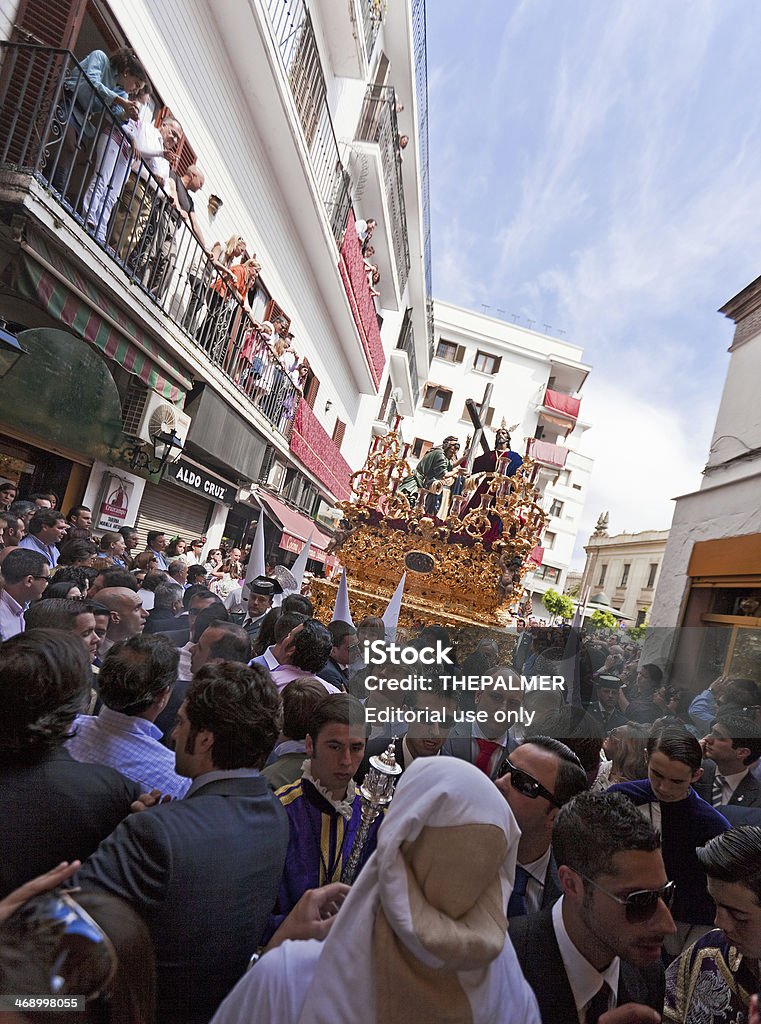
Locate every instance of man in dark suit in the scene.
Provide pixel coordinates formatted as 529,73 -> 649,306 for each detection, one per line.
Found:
73,661 -> 289,1024
356,675 -> 459,782
0,629 -> 140,897
442,665 -> 520,779
510,790 -> 675,1024
695,712 -> 761,809
317,620 -> 357,691
586,675 -> 628,732
496,737 -> 587,918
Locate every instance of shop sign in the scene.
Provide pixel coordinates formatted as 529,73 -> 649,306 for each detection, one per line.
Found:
97,472 -> 136,531
167,459 -> 236,506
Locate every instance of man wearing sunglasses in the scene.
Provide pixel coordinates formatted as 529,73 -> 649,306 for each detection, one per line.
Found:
510,790 -> 676,1024
496,737 -> 587,918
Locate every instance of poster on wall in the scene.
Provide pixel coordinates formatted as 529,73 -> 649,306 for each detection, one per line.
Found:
97,472 -> 136,531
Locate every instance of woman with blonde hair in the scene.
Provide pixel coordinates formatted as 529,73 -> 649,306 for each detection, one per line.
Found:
593,722 -> 649,790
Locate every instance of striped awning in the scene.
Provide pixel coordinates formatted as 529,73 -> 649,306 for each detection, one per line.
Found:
5,224 -> 192,403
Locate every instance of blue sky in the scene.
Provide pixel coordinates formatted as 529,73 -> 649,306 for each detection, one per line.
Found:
426,0 -> 761,564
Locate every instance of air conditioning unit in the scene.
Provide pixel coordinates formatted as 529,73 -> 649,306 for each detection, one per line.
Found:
268,460 -> 287,492
135,392 -> 192,447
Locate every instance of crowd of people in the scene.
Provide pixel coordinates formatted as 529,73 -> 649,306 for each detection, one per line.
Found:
44,45 -> 328,432
2,485 -> 761,1022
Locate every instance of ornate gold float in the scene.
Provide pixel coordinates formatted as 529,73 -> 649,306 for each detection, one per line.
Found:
310,425 -> 547,634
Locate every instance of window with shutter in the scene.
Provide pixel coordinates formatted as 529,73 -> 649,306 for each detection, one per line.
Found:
332,419 -> 346,450
435,339 -> 465,363
474,350 -> 500,374
378,378 -> 393,420
423,385 -> 452,413
3,0 -> 88,167
304,374 -> 320,409
174,135 -> 197,177
11,0 -> 87,46
460,403 -> 495,425
264,300 -> 291,332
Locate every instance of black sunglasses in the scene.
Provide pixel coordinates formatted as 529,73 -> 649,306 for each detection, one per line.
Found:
580,874 -> 675,923
498,757 -> 562,808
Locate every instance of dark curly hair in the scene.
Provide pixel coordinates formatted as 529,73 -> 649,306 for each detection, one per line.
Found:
99,634 -> 179,714
553,790 -> 660,881
185,662 -> 281,770
0,629 -> 90,764
281,593 -> 313,618
51,565 -> 91,594
291,619 -> 332,673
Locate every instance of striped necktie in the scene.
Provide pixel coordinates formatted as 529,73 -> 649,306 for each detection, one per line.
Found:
711,771 -> 726,808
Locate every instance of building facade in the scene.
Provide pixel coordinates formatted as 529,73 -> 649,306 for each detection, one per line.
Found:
649,275 -> 761,689
399,300 -> 593,616
577,522 -> 669,626
0,0 -> 432,570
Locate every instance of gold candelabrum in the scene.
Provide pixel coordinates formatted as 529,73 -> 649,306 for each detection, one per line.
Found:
312,426 -> 547,631
341,738 -> 402,885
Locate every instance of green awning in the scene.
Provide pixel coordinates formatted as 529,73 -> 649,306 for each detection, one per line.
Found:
3,328 -> 124,460
5,223 -> 192,403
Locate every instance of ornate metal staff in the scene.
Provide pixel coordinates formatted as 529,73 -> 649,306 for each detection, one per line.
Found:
341,739 -> 402,884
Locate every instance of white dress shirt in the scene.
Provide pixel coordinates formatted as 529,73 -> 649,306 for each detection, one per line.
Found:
0,589 -> 25,640
552,897 -> 620,1024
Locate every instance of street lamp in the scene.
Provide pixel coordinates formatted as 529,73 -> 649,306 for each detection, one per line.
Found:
127,428 -> 184,476
0,322 -> 27,378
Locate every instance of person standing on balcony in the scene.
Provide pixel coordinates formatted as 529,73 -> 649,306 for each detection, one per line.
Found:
55,48 -> 145,195
81,86 -> 144,245
186,234 -> 247,335
112,110 -> 180,260
146,164 -> 207,299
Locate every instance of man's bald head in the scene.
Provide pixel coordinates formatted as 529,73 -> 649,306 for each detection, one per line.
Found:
97,587 -> 149,640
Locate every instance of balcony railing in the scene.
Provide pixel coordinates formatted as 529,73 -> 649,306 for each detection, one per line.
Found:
526,438 -> 569,469
265,0 -> 351,245
357,0 -> 384,62
412,0 -> 434,356
396,307 -> 419,405
355,84 -> 410,293
0,42 -> 302,439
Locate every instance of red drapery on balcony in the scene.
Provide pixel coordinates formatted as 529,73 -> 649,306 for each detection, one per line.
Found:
339,211 -> 385,389
529,545 -> 544,566
543,389 -> 580,419
290,399 -> 353,501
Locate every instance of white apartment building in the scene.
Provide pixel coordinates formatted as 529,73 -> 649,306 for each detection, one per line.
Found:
649,274 -> 761,689
402,300 -> 593,616
578,525 -> 669,626
0,0 -> 431,569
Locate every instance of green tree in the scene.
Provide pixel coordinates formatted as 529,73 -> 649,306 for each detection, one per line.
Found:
542,588 -> 575,623
628,617 -> 649,642
590,609 -> 617,631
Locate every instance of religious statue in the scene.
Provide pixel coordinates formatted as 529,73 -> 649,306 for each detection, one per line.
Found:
398,435 -> 461,514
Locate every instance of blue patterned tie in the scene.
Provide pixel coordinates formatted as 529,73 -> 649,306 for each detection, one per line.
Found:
508,864 -> 530,917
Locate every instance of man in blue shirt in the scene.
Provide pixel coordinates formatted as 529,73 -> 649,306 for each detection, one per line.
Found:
18,508 -> 67,567
67,633 -> 190,798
